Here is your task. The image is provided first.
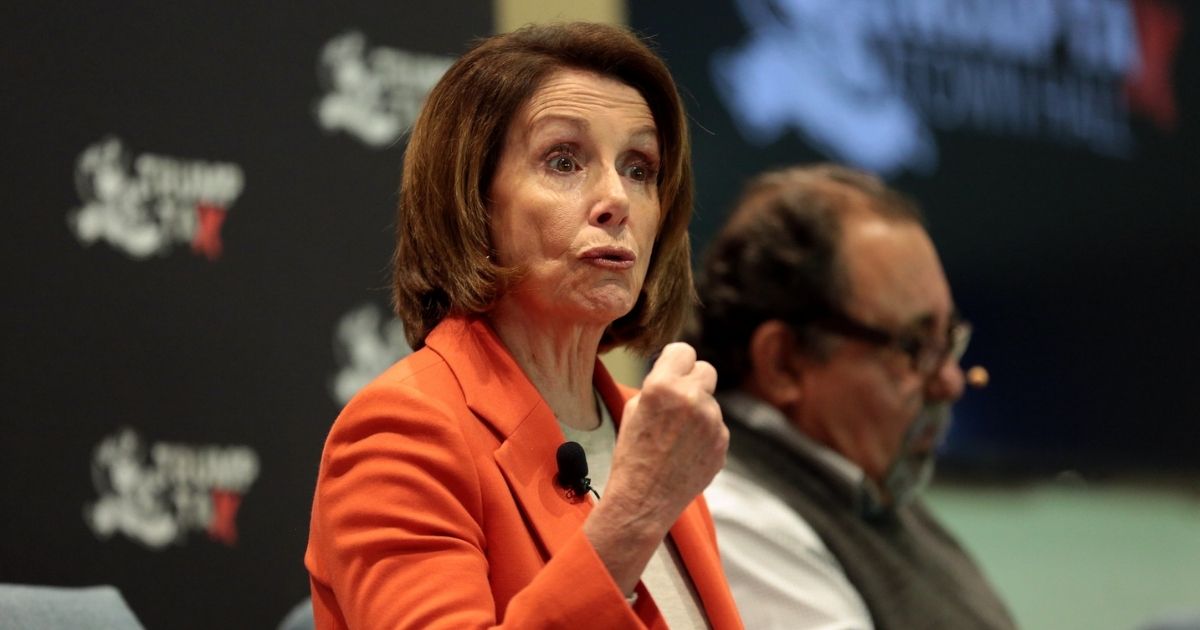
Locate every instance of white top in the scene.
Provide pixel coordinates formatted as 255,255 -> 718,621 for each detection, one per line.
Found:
704,392 -> 875,630
559,396 -> 710,629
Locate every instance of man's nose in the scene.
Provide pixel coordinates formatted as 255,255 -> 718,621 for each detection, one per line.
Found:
925,357 -> 966,402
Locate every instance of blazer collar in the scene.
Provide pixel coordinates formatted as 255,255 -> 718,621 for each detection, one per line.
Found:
425,315 -> 544,438
425,315 -> 623,556
424,316 -> 740,627
424,315 -> 629,438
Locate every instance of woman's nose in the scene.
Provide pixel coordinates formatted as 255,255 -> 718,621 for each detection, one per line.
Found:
589,167 -> 630,227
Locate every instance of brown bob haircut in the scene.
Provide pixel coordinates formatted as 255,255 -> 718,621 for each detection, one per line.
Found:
392,22 -> 695,355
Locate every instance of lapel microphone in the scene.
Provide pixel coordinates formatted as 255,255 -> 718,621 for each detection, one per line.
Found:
556,441 -> 599,499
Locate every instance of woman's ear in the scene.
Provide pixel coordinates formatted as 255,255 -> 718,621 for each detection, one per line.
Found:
746,320 -> 804,409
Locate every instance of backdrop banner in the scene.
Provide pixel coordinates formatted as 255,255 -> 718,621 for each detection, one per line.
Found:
1,3 -> 489,628
632,0 -> 1199,474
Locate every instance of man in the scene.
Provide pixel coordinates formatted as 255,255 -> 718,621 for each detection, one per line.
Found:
693,165 -> 1014,630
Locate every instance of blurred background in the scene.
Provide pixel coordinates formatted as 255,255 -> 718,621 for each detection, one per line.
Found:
2,1 -> 1196,628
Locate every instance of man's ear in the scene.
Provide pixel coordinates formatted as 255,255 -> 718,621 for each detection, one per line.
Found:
747,320 -> 804,409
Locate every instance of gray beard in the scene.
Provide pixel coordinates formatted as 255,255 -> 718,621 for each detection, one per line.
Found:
881,402 -> 953,508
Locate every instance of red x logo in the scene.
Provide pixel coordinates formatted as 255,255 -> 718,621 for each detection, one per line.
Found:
192,203 -> 227,261
1126,0 -> 1184,132
208,490 -> 243,546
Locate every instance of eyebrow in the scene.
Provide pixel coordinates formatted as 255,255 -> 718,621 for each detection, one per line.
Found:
629,127 -> 661,151
528,113 -> 589,134
527,114 -> 659,148
904,307 -> 961,335
904,313 -> 937,334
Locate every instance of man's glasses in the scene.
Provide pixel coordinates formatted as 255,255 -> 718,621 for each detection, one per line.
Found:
816,310 -> 972,376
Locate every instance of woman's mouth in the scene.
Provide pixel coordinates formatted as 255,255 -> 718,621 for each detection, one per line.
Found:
580,246 -> 636,270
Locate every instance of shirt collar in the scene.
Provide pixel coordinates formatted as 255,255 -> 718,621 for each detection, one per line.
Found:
717,390 -> 887,515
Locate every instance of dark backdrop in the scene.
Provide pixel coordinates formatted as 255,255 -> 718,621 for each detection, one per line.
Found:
0,3 -> 490,628
2,2 -> 1198,627
632,0 -> 1200,475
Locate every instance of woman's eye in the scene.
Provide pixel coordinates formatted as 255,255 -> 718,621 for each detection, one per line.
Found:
548,154 -> 577,173
623,159 -> 658,183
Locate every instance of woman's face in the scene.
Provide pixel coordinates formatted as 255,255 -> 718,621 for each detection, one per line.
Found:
488,68 -> 662,327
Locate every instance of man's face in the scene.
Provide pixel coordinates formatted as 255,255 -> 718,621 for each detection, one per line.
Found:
794,212 -> 966,489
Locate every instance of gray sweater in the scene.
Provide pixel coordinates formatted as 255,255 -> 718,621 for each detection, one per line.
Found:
724,410 -> 1016,630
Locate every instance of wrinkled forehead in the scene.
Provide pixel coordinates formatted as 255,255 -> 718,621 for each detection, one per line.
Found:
513,68 -> 658,143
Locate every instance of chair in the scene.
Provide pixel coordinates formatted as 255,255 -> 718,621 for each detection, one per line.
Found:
277,597 -> 315,630
0,583 -> 143,630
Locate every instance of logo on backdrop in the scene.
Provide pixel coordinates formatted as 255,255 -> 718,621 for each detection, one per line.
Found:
316,31 -> 455,148
330,302 -> 412,405
67,137 -> 245,261
84,428 -> 260,549
712,0 -> 1182,176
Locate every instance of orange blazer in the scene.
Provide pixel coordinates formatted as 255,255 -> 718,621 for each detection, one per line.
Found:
306,315 -> 743,629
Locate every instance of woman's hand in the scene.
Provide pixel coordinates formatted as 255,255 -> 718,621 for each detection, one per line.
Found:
610,341 -> 727,520
583,342 -> 728,593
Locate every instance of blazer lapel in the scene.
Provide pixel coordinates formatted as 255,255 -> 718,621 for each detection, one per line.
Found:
429,319 -> 739,627
426,316 -> 591,558
493,410 -> 593,558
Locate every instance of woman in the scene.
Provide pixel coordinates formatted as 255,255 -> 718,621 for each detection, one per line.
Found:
306,22 -> 741,629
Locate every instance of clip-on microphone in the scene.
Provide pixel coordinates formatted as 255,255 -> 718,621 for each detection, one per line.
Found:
556,441 -> 599,500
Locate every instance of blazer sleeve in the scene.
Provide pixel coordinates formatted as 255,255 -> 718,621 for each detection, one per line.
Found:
307,379 -> 645,630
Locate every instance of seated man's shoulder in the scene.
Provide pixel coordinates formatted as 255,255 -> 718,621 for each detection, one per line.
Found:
706,468 -> 828,552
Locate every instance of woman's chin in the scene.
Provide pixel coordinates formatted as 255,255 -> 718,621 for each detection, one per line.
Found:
505,281 -> 638,328
563,290 -> 637,325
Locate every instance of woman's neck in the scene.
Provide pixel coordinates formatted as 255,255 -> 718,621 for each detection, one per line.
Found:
488,300 -> 606,431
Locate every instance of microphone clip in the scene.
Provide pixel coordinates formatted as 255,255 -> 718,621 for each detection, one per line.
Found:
556,441 -> 600,501
563,475 -> 596,500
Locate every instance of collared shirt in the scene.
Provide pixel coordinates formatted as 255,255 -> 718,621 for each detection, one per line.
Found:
716,391 -> 888,514
704,391 -> 875,630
